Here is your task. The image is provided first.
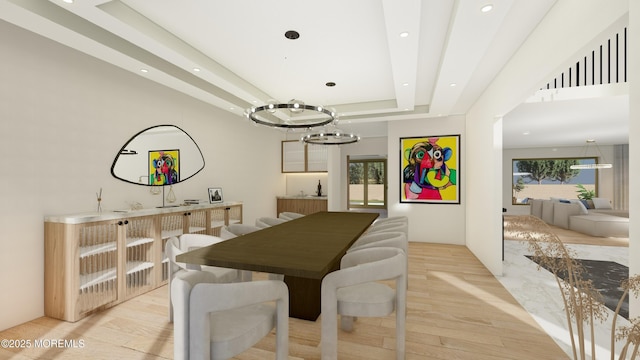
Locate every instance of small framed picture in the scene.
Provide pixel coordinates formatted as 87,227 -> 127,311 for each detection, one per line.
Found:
208,187 -> 223,204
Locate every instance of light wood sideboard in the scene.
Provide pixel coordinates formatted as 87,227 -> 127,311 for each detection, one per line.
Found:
44,202 -> 242,322
276,196 -> 327,215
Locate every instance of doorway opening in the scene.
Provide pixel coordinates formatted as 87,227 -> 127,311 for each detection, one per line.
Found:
347,157 -> 387,212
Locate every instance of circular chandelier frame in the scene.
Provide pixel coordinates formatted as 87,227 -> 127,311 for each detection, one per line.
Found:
301,131 -> 360,145
247,103 -> 335,129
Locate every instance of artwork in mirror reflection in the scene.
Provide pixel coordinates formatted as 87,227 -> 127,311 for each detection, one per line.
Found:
111,125 -> 204,186
149,150 -> 179,185
512,157 -> 596,205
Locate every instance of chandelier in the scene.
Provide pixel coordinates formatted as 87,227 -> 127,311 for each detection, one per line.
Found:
569,140 -> 612,169
243,29 -> 359,144
301,125 -> 360,145
245,99 -> 336,129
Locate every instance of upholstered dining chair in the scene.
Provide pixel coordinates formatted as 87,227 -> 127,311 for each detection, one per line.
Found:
166,235 -> 242,322
367,219 -> 408,240
255,217 -> 288,228
348,232 -> 408,290
321,247 -> 407,360
219,224 -> 262,281
219,223 -> 261,240
278,212 -> 305,220
372,215 -> 408,226
348,231 -> 407,255
172,270 -> 289,360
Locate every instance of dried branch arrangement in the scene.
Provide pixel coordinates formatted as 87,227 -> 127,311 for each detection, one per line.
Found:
505,215 -> 640,360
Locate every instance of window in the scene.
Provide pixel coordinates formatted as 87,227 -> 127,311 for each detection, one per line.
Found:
348,158 -> 387,209
512,157 -> 597,205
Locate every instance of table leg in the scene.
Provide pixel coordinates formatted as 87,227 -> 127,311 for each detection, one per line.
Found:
283,276 -> 322,321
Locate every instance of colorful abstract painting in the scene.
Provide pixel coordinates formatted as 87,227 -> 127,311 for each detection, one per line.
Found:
149,149 -> 180,185
400,135 -> 460,204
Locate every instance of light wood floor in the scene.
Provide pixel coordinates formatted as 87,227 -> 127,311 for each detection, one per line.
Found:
0,242 -> 569,360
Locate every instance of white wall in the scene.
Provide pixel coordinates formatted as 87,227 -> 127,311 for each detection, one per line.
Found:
387,116 -> 466,244
465,0 -> 629,276
0,20 -> 284,331
628,0 -> 639,318
503,145 -> 617,215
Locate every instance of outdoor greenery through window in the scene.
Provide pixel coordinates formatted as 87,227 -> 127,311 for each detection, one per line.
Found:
348,159 -> 386,208
512,157 -> 597,205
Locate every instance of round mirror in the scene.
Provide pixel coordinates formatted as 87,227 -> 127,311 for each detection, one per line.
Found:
111,125 -> 205,185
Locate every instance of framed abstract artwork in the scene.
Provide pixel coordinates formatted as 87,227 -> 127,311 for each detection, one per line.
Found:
400,135 -> 460,204
148,149 -> 180,185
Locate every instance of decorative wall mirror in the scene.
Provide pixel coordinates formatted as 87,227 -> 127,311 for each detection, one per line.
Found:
111,125 -> 205,186
512,157 -> 597,205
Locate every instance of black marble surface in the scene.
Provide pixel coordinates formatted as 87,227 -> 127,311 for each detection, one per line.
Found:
526,256 -> 629,319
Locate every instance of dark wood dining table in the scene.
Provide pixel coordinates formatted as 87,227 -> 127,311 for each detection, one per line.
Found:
176,211 -> 378,320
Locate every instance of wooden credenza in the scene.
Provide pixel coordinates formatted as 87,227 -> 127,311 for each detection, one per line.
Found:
276,196 -> 327,215
44,202 -> 242,322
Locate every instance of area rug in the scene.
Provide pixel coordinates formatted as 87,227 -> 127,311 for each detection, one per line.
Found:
525,256 -> 629,319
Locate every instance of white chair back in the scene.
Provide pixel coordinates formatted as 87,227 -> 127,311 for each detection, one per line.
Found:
220,224 -> 261,240
321,247 -> 406,359
278,212 -> 305,220
172,270 -> 289,360
348,231 -> 407,255
255,217 -> 287,228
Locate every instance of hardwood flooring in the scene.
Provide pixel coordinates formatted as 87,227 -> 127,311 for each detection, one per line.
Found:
0,242 -> 569,359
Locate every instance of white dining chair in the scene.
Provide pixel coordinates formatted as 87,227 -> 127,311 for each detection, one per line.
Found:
166,234 -> 242,322
348,232 -> 408,290
255,217 -> 288,228
219,224 -> 262,281
372,216 -> 408,226
219,223 -> 261,240
172,270 -> 289,360
278,212 -> 305,220
348,231 -> 407,255
367,219 -> 408,240
321,247 -> 406,360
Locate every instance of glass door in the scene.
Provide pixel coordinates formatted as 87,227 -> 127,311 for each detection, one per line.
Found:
348,158 -> 387,209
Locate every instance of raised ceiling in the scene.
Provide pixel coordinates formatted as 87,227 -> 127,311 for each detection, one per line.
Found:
0,0 -> 628,147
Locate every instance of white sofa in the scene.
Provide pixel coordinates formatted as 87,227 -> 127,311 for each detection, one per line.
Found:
529,198 -> 628,238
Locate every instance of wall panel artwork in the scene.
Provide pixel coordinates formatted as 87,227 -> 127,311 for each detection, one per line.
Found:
400,135 -> 460,204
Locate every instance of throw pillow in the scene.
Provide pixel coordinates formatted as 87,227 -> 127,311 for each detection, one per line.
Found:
592,197 -> 613,209
569,199 -> 589,214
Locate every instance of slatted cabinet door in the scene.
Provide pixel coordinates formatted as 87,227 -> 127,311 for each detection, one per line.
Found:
124,216 -> 156,298
45,202 -> 243,322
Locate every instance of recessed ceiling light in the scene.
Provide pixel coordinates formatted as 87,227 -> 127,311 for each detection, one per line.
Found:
62,0 -> 74,3
284,30 -> 300,40
399,32 -> 409,38
193,67 -> 201,72
140,68 -> 148,73
481,4 -> 493,12
522,131 -> 530,135
449,83 -> 457,87
402,83 -> 409,86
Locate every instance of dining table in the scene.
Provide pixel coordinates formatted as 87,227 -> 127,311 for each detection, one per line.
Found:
175,211 -> 379,320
